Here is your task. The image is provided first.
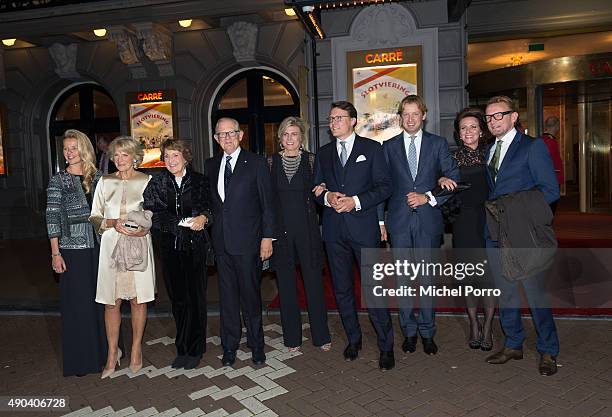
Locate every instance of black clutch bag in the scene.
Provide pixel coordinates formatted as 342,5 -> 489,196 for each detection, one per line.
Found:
432,182 -> 471,198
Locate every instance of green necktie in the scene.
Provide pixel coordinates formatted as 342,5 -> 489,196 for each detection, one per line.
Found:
489,140 -> 503,181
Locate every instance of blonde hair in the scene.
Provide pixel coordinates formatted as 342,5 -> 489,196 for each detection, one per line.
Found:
63,129 -> 97,194
108,136 -> 144,166
486,95 -> 516,112
277,116 -> 307,149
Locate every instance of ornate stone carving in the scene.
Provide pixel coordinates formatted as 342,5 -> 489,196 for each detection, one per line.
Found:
353,4 -> 417,47
107,26 -> 147,79
226,21 -> 258,63
133,22 -> 174,76
48,43 -> 79,78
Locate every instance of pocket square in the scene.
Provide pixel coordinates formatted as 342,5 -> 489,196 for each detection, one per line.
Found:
356,155 -> 367,162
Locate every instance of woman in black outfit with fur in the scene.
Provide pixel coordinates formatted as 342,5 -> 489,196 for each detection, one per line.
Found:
144,139 -> 212,369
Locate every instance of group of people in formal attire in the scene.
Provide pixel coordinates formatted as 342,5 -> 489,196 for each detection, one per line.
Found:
46,93 -> 561,380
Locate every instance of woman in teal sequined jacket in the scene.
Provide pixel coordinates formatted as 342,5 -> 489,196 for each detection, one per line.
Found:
45,129 -> 107,377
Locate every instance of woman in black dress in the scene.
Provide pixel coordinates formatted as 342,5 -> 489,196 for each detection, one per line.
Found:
440,108 -> 495,351
46,129 -> 107,376
268,117 -> 331,352
144,139 -> 212,370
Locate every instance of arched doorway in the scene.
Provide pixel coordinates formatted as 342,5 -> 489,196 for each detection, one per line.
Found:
211,69 -> 299,155
49,84 -> 120,173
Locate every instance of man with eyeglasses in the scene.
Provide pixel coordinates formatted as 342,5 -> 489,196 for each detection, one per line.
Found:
313,101 -> 395,370
204,117 -> 275,368
483,96 -> 560,376
379,94 -> 459,356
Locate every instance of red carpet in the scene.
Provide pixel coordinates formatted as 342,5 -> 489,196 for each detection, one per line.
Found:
268,212 -> 612,316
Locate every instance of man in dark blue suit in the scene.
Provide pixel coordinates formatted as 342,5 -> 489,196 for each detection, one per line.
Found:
204,117 -> 275,368
483,96 -> 560,376
313,101 -> 395,370
379,95 -> 459,355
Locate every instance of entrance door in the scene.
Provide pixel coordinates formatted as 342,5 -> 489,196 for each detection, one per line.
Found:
541,80 -> 612,213
49,84 -> 120,173
212,69 -> 299,156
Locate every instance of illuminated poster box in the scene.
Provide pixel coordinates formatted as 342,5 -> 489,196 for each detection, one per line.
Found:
126,90 -> 177,168
347,46 -> 422,142
0,105 -> 6,175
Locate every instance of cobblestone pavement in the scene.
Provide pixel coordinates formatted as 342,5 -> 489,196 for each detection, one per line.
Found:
1,314 -> 611,417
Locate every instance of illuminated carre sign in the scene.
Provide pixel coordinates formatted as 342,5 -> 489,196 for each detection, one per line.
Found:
364,50 -> 404,64
137,91 -> 164,101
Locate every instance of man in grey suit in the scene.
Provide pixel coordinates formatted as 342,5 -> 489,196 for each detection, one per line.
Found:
379,95 -> 459,355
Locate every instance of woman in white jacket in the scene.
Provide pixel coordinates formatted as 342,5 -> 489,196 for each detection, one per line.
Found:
90,136 -> 155,379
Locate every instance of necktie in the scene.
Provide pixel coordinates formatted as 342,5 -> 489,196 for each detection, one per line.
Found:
489,140 -> 503,181
340,141 -> 348,167
408,135 -> 417,180
224,155 -> 232,189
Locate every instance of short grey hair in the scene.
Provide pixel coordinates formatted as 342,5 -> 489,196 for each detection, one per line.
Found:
544,116 -> 560,132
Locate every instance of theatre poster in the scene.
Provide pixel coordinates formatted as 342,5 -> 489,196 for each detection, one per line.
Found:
127,90 -> 177,168
347,46 -> 422,142
0,105 -> 6,175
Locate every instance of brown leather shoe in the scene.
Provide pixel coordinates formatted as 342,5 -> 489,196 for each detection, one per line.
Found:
538,354 -> 557,376
486,347 -> 523,364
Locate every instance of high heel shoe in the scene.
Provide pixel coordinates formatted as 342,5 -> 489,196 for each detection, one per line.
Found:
129,351 -> 143,373
468,326 -> 482,350
101,348 -> 122,379
480,332 -> 493,352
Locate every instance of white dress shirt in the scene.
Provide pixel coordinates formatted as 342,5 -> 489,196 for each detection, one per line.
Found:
488,127 -> 517,168
324,132 -> 362,211
402,129 -> 437,207
217,147 -> 241,202
174,167 -> 187,187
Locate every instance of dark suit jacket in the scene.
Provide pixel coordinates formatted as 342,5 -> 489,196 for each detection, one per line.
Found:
96,152 -> 117,174
486,132 -> 559,204
204,149 -> 275,255
381,131 -> 459,238
313,135 -> 391,245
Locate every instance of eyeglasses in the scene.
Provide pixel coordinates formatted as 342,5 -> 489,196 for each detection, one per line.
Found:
215,130 -> 239,139
326,115 -> 351,123
484,111 -> 513,122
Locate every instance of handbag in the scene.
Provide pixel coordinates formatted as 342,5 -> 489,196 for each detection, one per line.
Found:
432,182 -> 471,198
202,229 -> 215,266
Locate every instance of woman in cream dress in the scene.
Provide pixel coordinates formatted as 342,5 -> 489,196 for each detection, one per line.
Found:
90,136 -> 155,379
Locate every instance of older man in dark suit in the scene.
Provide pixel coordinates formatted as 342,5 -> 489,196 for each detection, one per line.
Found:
379,95 -> 459,356
204,117 -> 275,367
313,101 -> 394,370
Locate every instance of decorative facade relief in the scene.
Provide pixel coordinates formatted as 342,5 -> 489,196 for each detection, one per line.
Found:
48,43 -> 79,78
226,21 -> 258,64
134,22 -> 174,77
107,26 -> 146,79
353,4 -> 417,47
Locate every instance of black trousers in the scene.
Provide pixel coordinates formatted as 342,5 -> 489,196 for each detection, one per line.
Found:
161,238 -> 208,357
216,252 -> 264,352
325,222 -> 394,352
275,231 -> 330,348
